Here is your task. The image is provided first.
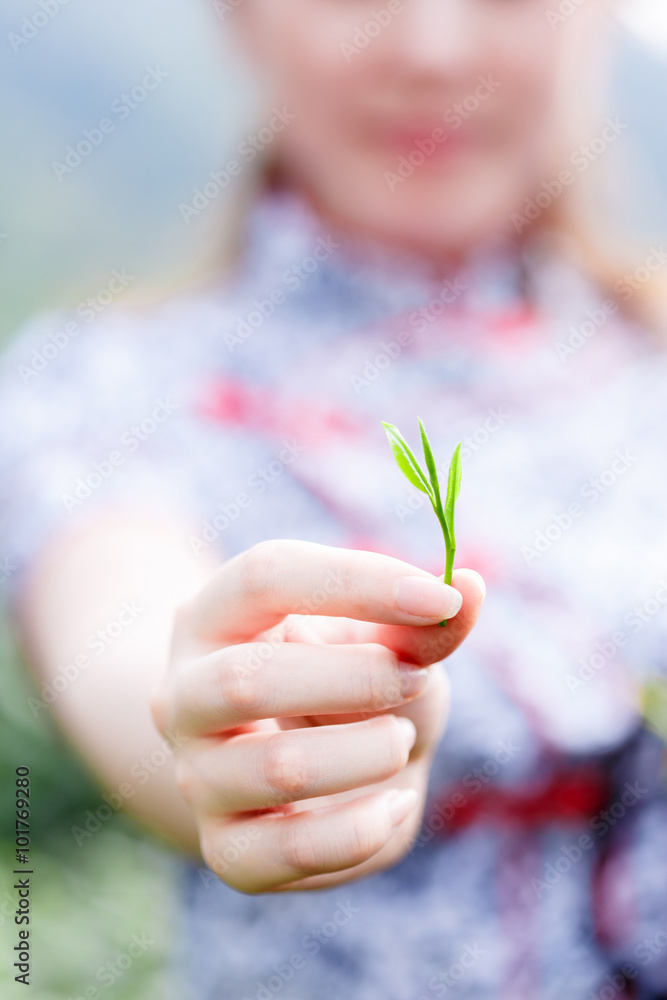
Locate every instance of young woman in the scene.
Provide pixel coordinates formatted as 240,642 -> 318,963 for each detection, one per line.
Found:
1,1 -> 666,997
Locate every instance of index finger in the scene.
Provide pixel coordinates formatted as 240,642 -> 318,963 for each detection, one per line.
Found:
186,539 -> 466,644
359,568 -> 487,665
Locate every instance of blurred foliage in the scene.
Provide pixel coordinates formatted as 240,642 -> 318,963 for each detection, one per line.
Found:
0,831 -> 181,999
642,680 -> 667,743
0,611 -> 184,998
0,614 -> 102,843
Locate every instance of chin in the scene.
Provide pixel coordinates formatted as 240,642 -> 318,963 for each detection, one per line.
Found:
314,151 -> 528,257
343,184 -> 520,258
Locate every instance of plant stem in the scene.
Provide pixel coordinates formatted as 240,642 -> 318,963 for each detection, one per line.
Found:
444,545 -> 456,587
438,535 -> 456,627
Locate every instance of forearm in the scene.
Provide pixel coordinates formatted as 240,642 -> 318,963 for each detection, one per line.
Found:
14,509 -> 221,857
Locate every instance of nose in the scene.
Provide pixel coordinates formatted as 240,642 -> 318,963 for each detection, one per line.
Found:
397,0 -> 479,75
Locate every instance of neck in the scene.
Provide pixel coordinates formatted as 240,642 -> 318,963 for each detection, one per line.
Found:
266,167 -> 525,280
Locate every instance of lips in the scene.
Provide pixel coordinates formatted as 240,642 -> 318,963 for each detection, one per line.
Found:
370,122 -> 475,163
389,125 -> 469,150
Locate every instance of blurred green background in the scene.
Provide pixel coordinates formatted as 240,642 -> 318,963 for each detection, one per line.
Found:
0,614 -> 180,999
0,0 -> 258,343
0,2 -> 257,996
2,2 -> 667,997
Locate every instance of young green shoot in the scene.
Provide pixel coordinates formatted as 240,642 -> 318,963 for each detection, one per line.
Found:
382,418 -> 462,627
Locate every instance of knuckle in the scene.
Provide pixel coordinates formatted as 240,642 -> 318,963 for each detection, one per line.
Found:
262,735 -> 319,801
280,808 -> 381,876
346,814 -> 382,866
281,819 -> 324,874
354,644 -> 400,710
216,659 -> 265,719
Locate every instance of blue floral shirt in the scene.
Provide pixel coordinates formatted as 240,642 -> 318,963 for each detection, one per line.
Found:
1,189 -> 667,999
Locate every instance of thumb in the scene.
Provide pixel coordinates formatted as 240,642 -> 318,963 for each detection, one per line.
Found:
372,568 -> 486,666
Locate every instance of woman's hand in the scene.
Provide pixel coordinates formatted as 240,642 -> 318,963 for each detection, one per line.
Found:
150,539 -> 485,893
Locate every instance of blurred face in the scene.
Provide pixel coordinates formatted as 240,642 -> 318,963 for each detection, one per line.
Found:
238,0 -> 611,256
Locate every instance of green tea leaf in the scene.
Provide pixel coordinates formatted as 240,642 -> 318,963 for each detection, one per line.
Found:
418,418 -> 443,509
444,442 -> 462,539
382,420 -> 463,624
418,417 -> 451,552
382,422 -> 433,498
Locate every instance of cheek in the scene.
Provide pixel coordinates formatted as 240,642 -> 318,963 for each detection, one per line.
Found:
488,32 -> 565,143
269,56 -> 370,176
251,0 -> 367,92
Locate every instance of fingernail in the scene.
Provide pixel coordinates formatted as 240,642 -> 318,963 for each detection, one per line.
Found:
399,665 -> 430,700
468,570 -> 486,600
383,788 -> 419,828
395,716 -> 417,749
395,576 -> 463,620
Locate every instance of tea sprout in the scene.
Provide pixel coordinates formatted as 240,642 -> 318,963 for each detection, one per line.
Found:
382,418 -> 462,627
